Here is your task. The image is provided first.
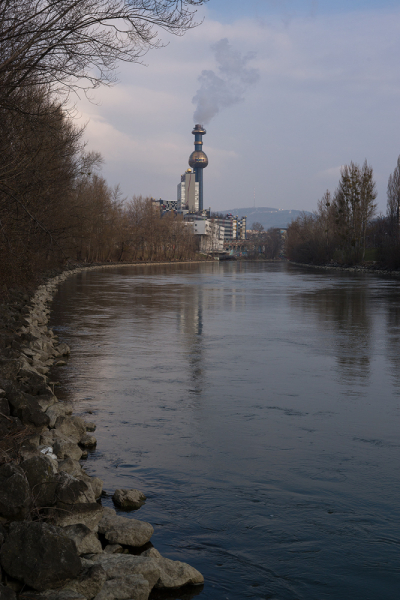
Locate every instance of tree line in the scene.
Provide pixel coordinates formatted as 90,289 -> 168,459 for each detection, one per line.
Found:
247,224 -> 282,259
0,0 -> 207,288
286,157 -> 400,267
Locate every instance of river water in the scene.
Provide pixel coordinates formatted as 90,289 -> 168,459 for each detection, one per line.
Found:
49,262 -> 400,600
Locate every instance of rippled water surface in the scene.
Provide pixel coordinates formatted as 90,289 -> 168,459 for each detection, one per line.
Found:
49,262 -> 400,600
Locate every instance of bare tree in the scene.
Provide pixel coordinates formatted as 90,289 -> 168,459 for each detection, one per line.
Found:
0,0 -> 208,107
387,155 -> 400,236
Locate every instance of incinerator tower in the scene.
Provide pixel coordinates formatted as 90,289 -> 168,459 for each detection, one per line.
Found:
188,124 -> 208,212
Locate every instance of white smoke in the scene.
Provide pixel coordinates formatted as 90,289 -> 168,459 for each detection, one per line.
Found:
192,38 -> 260,125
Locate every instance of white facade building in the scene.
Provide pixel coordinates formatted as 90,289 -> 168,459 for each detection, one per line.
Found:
187,217 -> 225,252
177,168 -> 199,212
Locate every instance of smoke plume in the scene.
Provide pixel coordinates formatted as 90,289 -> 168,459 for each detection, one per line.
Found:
192,38 -> 259,125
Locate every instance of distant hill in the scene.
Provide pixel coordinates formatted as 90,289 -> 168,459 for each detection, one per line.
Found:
220,207 -> 312,230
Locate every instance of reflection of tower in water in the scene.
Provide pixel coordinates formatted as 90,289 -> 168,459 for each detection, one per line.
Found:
177,286 -> 204,394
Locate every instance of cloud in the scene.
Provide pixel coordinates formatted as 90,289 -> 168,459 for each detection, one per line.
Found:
192,38 -> 260,124
73,6 -> 400,211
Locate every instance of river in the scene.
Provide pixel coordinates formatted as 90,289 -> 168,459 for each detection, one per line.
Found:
49,261 -> 400,600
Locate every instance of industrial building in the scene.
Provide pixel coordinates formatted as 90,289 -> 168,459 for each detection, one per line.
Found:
174,124 -> 247,253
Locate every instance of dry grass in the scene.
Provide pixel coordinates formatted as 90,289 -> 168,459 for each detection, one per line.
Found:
0,424 -> 35,465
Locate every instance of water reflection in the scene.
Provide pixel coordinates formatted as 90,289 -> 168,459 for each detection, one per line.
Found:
290,281 -> 372,384
48,263 -> 400,600
385,296 -> 400,393
177,286 -> 204,395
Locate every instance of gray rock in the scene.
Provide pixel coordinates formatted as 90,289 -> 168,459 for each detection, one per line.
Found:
45,403 -> 73,428
0,397 -> 10,416
79,434 -> 97,448
55,472 -> 96,505
63,564 -> 107,600
35,393 -> 58,412
54,417 -> 86,444
88,477 -> 103,500
112,489 -> 146,511
103,544 -> 124,554
56,343 -> 71,356
0,463 -> 30,520
57,459 -> 103,499
0,584 -> 17,600
53,435 -> 83,461
92,575 -> 150,600
63,524 -> 102,555
20,591 -> 86,600
19,401 -> 50,427
49,502 -> 104,530
58,457 -> 84,477
6,390 -> 49,428
142,547 -> 204,589
84,421 -> 96,432
17,441 -> 41,462
0,523 -> 7,546
40,429 -> 55,446
87,554 -> 160,590
98,507 -> 153,547
0,521 -> 81,591
20,454 -> 58,507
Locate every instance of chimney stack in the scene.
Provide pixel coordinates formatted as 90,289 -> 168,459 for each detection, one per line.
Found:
188,124 -> 208,212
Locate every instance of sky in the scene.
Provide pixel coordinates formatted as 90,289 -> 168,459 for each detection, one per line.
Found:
75,0 -> 400,214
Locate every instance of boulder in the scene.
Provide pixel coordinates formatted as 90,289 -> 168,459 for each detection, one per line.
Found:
19,401 -> 50,428
17,360 -> 47,384
112,489 -> 146,511
142,548 -> 204,589
6,391 -> 50,428
0,463 -> 30,520
79,434 -> 97,448
45,403 -> 73,428
88,477 -> 103,500
20,454 -> 58,507
62,524 -> 102,555
86,554 -> 160,590
57,343 -> 71,356
40,429 -> 55,447
92,575 -> 149,600
58,458 -> 84,478
0,397 -> 10,416
54,417 -> 86,444
63,564 -> 107,600
0,584 -> 17,600
103,544 -> 123,554
53,435 -> 83,461
57,459 -> 103,499
84,421 -> 96,432
55,472 -> 96,505
98,508 -> 153,547
0,521 -> 81,591
0,523 -> 7,546
0,359 -> 20,381
20,592 -> 86,600
36,395 -> 58,412
49,502 -> 104,530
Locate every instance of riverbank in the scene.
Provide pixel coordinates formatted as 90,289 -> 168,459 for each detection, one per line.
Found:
289,260 -> 400,278
0,262 -> 205,599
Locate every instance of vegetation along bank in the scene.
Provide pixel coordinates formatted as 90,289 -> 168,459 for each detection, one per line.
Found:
286,157 -> 400,268
0,265 -> 205,599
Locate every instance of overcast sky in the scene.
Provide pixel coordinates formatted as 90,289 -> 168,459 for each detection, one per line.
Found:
75,0 -> 400,214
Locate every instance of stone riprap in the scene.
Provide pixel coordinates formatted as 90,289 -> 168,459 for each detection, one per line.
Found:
112,489 -> 146,511
0,265 -> 204,598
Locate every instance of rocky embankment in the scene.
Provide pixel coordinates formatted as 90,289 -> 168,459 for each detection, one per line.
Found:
0,269 -> 204,599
